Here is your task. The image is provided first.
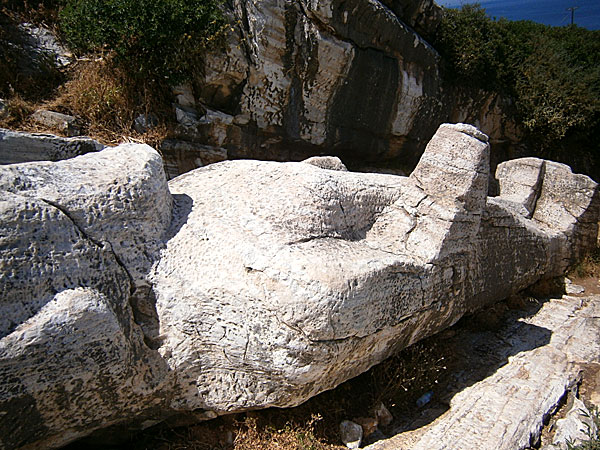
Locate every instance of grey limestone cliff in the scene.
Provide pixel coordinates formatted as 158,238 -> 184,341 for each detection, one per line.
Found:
165,0 -> 520,178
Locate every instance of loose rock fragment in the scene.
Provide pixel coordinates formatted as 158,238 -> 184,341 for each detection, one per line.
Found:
340,420 -> 363,449
354,416 -> 379,437
372,402 -> 394,427
32,109 -> 80,136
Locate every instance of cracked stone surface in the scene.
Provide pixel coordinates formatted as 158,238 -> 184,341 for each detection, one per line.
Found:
0,143 -> 173,285
0,123 -> 598,448
0,144 -> 172,449
151,123 -> 599,413
195,0 -> 444,165
366,294 -> 600,450
156,0 -> 523,181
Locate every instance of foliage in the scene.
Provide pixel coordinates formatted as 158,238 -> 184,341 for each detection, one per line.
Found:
233,415 -> 331,450
515,26 -> 600,144
566,406 -> 600,450
59,0 -> 227,83
1,0 -> 62,12
434,4 -> 600,147
570,247 -> 600,279
433,4 -> 513,91
0,0 -> 62,22
47,56 -> 172,144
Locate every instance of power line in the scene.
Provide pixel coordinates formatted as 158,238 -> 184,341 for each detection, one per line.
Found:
566,6 -> 579,25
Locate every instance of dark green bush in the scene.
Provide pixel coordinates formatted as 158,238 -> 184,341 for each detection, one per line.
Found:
59,0 -> 226,83
434,3 -> 600,146
514,26 -> 600,143
433,4 -> 513,91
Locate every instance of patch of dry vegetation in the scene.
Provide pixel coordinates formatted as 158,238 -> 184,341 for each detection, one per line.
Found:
0,0 -> 227,146
570,248 -> 600,280
0,54 -> 177,146
47,56 -> 175,145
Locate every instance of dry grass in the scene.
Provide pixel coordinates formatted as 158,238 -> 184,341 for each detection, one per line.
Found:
45,55 -> 174,145
0,5 -> 177,146
54,58 -> 137,136
0,95 -> 35,126
126,413 -> 335,450
0,54 -> 177,147
570,248 -> 600,280
233,414 -> 332,450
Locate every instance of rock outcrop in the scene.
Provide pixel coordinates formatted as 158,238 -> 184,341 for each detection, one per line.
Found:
0,144 -> 173,449
0,128 -> 104,165
160,0 -> 523,178
367,294 -> 600,450
167,0 -> 445,171
0,124 -> 598,449
0,13 -> 70,101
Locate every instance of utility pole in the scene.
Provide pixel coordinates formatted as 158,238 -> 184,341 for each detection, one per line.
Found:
566,6 -> 579,25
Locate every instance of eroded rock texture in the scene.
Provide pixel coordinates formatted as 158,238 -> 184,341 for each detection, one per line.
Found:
163,0 -> 522,178
0,128 -> 104,165
0,145 -> 173,449
0,124 -> 598,449
174,0 -> 444,169
367,294 -> 600,450
151,124 -> 598,415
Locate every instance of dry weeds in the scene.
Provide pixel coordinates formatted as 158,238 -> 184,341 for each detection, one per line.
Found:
570,248 -> 600,280
0,49 -> 176,147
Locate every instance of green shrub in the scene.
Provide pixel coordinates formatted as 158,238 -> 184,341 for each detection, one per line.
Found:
434,3 -> 600,148
59,0 -> 226,83
433,4 -> 513,91
515,26 -> 600,143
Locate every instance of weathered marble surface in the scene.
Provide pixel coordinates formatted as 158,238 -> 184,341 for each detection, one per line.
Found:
0,128 -> 103,165
0,124 -> 598,449
151,123 -> 598,413
190,0 -> 445,167
0,144 -> 172,449
161,0 -> 521,179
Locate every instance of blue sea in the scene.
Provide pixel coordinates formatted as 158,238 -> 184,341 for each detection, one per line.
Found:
435,0 -> 600,30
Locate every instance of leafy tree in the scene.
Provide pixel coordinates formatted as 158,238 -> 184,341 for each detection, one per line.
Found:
434,4 -> 509,90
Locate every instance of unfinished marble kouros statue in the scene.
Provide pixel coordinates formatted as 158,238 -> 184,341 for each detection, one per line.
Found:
0,124 -> 598,449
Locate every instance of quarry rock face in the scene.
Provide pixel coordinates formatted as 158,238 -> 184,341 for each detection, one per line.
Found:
176,0 -> 446,170
0,124 -> 598,449
161,0 -> 522,178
